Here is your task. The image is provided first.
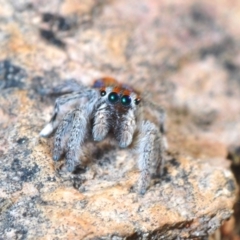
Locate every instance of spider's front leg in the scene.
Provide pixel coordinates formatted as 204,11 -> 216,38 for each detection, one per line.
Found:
52,111 -> 73,161
142,98 -> 168,150
64,109 -> 88,171
49,79 -> 85,95
40,85 -> 99,171
40,89 -> 97,137
92,102 -> 110,141
41,79 -> 85,96
143,98 -> 166,135
137,120 -> 165,195
114,109 -> 137,148
52,108 -> 89,172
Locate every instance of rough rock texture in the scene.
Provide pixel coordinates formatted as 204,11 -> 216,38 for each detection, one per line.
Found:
0,0 -> 239,239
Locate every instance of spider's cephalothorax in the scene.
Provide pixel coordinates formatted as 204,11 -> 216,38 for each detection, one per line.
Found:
40,77 -> 166,194
92,77 -> 142,148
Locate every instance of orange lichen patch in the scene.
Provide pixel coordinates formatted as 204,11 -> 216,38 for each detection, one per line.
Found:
0,108 -> 10,126
41,188 -> 85,203
42,207 -> 95,238
1,0 -> 239,238
141,205 -> 184,230
105,31 -> 129,64
7,24 -> 35,55
16,91 -> 34,113
60,0 -> 95,16
40,187 -> 136,238
0,90 -> 31,128
42,206 -> 135,239
169,133 -> 228,160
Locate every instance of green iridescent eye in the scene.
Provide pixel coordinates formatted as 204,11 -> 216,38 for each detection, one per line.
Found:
121,95 -> 131,106
108,92 -> 119,103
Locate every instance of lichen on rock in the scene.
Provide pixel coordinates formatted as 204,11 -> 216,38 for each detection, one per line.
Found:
0,0 -> 239,239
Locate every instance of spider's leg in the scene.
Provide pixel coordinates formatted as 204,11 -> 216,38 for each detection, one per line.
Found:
143,99 -> 166,134
92,103 -> 110,141
114,109 -> 136,148
40,89 -> 97,137
65,108 -> 88,172
53,111 -> 73,161
43,79 -> 86,95
142,98 -> 168,150
136,120 -> 165,195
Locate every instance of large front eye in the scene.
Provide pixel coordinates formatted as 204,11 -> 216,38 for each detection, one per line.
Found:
121,95 -> 131,106
108,92 -> 119,103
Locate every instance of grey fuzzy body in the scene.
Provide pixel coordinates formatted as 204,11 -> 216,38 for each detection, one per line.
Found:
40,80 -> 167,194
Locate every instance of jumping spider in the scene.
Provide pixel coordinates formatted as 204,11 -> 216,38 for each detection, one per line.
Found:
40,77 -> 167,194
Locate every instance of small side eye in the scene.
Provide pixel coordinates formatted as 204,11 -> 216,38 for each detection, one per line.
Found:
121,95 -> 131,106
100,90 -> 106,97
134,98 -> 141,105
108,92 -> 119,103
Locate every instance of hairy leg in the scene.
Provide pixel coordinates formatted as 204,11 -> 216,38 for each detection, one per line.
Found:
92,103 -> 110,141
40,89 -> 97,137
143,99 -> 166,134
137,120 -> 165,194
53,111 -> 73,161
43,79 -> 86,95
65,109 -> 88,172
115,109 -> 136,148
142,97 -> 168,150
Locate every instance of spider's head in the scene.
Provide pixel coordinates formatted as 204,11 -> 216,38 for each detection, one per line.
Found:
93,77 -> 141,110
93,77 -> 118,88
92,77 -> 142,146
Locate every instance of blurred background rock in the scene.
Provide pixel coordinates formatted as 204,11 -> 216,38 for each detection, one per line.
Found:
0,0 -> 239,239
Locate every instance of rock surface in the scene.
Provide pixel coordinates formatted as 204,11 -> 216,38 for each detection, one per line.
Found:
0,0 -> 239,239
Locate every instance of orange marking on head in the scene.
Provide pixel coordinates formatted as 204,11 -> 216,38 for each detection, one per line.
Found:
100,86 -> 106,92
122,89 -> 131,96
113,86 -> 121,93
93,77 -> 141,100
101,77 -> 118,87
